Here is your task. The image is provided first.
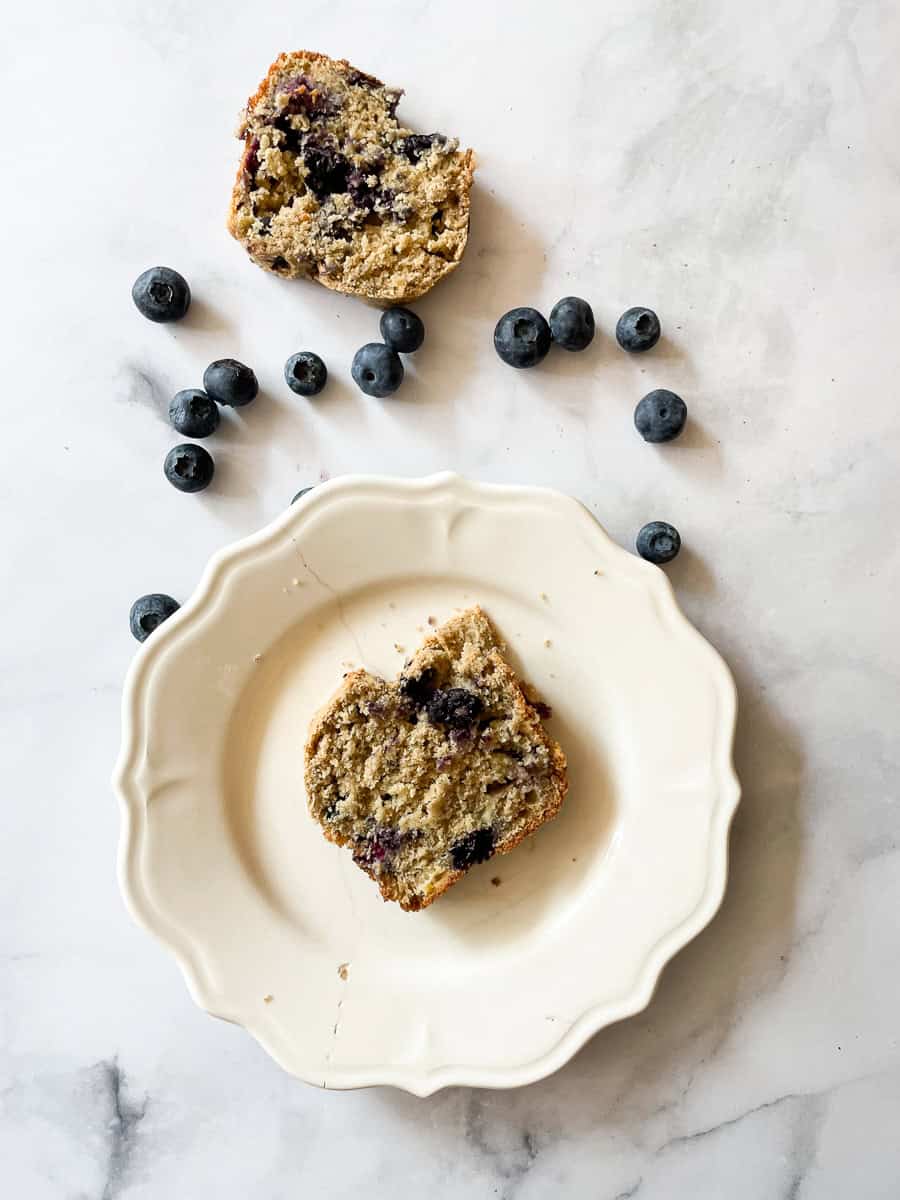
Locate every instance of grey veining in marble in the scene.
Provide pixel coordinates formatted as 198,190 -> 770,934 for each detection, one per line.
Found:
3,0 -> 900,1196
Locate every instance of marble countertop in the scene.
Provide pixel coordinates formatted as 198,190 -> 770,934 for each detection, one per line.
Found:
4,1 -> 899,1196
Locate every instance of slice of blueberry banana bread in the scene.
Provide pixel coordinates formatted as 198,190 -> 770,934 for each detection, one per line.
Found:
304,607 -> 567,911
227,51 -> 475,304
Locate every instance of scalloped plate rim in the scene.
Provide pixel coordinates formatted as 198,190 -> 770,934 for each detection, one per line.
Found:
113,471 -> 740,1096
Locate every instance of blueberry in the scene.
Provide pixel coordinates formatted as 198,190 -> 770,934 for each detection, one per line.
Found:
164,444 -> 215,493
426,687 -> 483,730
291,486 -> 314,504
549,296 -> 595,351
129,593 -> 179,642
371,825 -> 402,860
301,142 -> 352,199
493,307 -> 552,368
351,343 -> 404,397
353,824 -> 402,868
616,307 -> 661,352
380,307 -> 425,353
284,351 -> 328,396
634,389 -> 687,443
396,133 -> 446,163
279,74 -> 334,117
168,389 -> 220,438
242,136 -> 260,181
346,169 -> 371,209
450,827 -> 495,871
636,521 -> 681,564
399,667 -> 437,705
203,359 -> 258,407
131,267 -> 191,323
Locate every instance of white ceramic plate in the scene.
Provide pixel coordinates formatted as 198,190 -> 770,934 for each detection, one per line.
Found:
115,473 -> 739,1095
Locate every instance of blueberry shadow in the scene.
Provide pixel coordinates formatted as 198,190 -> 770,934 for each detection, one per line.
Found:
664,543 -> 717,598
207,374 -> 393,523
221,386 -> 303,451
240,374 -> 380,471
195,452 -> 248,502
192,399 -> 283,528
676,417 -> 718,453
621,417 -> 722,485
645,335 -> 694,373
181,297 -> 235,338
296,370 -> 375,420
539,340 -> 606,381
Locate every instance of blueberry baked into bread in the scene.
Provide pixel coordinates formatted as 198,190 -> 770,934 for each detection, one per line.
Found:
228,51 -> 475,303
304,607 -> 568,911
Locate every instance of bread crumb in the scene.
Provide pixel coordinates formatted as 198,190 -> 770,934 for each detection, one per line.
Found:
540,592 -> 549,602
337,963 -> 349,981
491,877 -> 502,887
253,653 -> 263,664
544,639 -> 551,648
594,569 -> 603,577
394,643 -> 405,653
263,994 -> 273,1003
427,615 -> 437,626
291,577 -> 300,586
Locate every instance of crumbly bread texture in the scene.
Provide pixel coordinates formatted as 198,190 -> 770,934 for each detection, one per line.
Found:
227,51 -> 475,303
304,607 -> 568,911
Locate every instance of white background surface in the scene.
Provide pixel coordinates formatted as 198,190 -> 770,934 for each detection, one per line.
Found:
3,1 -> 899,1196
